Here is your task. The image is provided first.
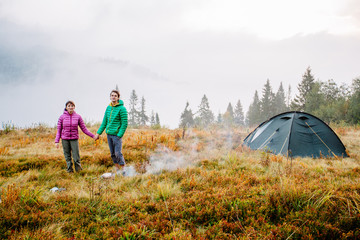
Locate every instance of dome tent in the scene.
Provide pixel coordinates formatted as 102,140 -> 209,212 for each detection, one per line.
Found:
243,111 -> 348,158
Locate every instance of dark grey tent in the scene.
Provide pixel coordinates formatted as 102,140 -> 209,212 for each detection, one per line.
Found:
243,111 -> 348,158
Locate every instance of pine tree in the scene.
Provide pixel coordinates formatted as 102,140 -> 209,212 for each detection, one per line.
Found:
291,67 -> 315,111
128,90 -> 139,127
155,113 -> 160,126
286,84 -> 292,109
223,103 -> 234,127
179,101 -> 195,128
139,96 -> 149,126
260,79 -> 275,120
305,81 -> 324,113
347,78 -> 360,124
227,103 -> 234,119
197,94 -> 214,127
217,112 -> 223,124
246,90 -> 261,126
321,79 -> 344,103
234,100 -> 245,126
150,111 -> 155,126
274,82 -> 287,114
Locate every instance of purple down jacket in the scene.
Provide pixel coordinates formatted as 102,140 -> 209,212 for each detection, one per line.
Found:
55,110 -> 95,143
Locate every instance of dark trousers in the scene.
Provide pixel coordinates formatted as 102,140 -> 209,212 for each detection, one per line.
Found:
62,139 -> 82,172
107,135 -> 125,166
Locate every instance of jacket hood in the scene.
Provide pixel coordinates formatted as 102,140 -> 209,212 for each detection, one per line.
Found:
109,99 -> 124,107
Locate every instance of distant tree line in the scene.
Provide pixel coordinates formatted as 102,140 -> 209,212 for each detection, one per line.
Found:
246,66 -> 360,126
120,66 -> 360,129
246,79 -> 291,126
179,66 -> 360,128
179,95 -> 245,129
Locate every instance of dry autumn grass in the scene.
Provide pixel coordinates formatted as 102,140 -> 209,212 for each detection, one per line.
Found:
0,123 -> 359,239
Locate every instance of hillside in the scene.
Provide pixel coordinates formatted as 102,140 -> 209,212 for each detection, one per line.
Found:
0,124 -> 359,239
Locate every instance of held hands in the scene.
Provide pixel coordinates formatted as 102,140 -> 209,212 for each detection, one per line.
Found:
94,134 -> 100,140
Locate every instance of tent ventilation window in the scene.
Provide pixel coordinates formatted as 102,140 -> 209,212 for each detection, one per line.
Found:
299,116 -> 309,120
280,117 -> 291,120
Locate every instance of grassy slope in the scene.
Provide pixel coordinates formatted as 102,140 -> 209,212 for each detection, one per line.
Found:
0,125 -> 359,239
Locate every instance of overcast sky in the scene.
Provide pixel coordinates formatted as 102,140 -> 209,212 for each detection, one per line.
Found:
0,0 -> 359,129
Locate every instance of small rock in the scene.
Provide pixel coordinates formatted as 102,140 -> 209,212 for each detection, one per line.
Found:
100,172 -> 114,179
50,187 -> 66,193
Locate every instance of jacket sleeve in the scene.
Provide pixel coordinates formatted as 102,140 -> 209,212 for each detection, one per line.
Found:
117,106 -> 128,138
78,115 -> 95,138
55,115 -> 63,143
97,108 -> 108,135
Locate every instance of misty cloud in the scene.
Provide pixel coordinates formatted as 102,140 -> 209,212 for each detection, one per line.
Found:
341,0 -> 360,25
0,21 -> 55,85
0,1 -> 359,128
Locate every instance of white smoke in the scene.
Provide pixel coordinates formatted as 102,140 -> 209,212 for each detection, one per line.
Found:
104,128 -> 239,178
145,146 -> 189,174
123,165 -> 138,177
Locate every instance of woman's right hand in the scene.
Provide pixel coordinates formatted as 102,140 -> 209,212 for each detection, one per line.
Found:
55,143 -> 59,148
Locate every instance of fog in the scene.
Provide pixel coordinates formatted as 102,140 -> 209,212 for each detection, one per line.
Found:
0,0 -> 359,129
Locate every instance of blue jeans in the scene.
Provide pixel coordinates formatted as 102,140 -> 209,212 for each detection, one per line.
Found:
107,135 -> 126,166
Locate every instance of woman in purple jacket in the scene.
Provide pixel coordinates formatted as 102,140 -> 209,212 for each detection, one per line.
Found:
55,101 -> 95,173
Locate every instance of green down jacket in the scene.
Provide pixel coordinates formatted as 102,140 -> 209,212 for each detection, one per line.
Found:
97,100 -> 128,138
